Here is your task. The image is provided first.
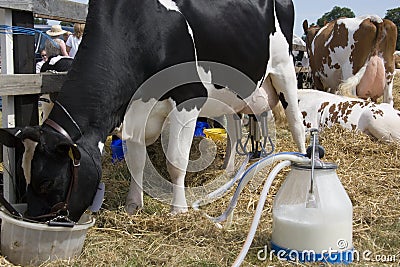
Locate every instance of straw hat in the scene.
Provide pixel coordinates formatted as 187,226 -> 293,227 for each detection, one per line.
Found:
46,25 -> 67,37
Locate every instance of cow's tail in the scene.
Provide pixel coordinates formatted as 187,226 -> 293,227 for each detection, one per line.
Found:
370,17 -> 385,56
338,62 -> 368,97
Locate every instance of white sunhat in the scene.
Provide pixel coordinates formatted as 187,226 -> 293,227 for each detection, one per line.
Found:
46,25 -> 67,37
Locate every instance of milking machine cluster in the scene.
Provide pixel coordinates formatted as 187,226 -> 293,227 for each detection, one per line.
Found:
234,112 -> 275,160
193,114 -> 354,266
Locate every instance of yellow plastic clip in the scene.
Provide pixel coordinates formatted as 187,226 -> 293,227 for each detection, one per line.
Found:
68,144 -> 78,161
68,148 -> 75,161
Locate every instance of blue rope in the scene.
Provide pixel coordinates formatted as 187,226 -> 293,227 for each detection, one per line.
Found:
0,25 -> 59,48
0,25 -> 38,35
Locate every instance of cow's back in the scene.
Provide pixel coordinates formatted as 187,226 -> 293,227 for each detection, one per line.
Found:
175,0 -> 277,86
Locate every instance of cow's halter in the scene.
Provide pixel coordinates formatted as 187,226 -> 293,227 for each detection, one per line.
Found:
25,118 -> 81,224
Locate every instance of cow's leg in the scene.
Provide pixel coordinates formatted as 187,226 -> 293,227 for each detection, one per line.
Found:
274,72 -> 306,154
312,74 -> 325,91
122,100 -> 168,214
166,107 -> 200,214
124,118 -> 166,214
267,35 -> 305,151
383,74 -> 394,105
124,140 -> 146,214
266,24 -> 306,153
381,19 -> 397,106
268,64 -> 306,153
222,114 -> 237,175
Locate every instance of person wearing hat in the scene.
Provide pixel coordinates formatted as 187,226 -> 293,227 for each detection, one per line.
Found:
41,25 -> 73,73
45,24 -> 69,58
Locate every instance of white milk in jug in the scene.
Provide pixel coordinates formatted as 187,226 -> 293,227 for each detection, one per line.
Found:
271,163 -> 353,263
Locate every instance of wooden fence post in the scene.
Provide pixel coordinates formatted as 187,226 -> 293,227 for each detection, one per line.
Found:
12,10 -> 37,202
0,7 -> 16,203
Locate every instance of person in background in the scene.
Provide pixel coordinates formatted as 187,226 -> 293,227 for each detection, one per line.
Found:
36,49 -> 47,73
66,23 -> 85,58
39,26 -> 73,122
63,31 -> 72,43
45,24 -> 69,57
42,25 -> 73,73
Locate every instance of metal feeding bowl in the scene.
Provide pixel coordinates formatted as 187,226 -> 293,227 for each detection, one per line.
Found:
0,204 -> 94,266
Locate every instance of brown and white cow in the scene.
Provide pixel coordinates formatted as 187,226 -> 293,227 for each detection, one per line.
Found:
303,15 -> 397,105
298,89 -> 400,143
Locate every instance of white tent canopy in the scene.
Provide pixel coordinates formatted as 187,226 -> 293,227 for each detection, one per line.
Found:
293,34 -> 306,51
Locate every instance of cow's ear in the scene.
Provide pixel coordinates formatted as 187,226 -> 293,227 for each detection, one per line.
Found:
20,127 -> 41,143
0,127 -> 24,147
302,20 -> 309,33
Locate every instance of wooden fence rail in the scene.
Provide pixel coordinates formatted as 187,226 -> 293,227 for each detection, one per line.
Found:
0,0 -> 87,23
0,73 -> 67,95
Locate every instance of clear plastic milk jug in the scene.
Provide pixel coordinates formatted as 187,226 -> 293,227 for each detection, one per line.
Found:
271,162 -> 353,264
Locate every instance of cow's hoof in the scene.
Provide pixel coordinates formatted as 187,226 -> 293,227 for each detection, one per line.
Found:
125,203 -> 142,215
169,206 -> 188,215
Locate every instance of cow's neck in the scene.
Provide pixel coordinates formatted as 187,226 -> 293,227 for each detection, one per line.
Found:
47,101 -> 89,143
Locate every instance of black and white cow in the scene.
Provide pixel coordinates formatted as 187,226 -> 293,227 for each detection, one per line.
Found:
0,0 -> 305,221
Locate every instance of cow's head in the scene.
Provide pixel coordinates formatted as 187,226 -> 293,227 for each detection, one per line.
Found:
302,20 -> 321,55
0,124 -> 101,222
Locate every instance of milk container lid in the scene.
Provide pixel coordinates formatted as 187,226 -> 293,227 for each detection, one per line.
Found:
292,161 -> 338,170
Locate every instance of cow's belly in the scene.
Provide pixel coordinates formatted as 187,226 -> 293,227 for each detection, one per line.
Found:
200,84 -> 274,117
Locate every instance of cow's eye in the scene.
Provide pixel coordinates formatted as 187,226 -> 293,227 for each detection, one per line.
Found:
38,180 -> 54,194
